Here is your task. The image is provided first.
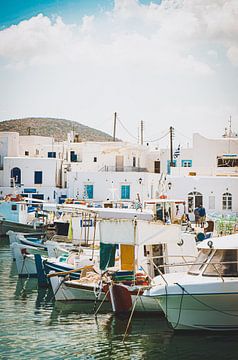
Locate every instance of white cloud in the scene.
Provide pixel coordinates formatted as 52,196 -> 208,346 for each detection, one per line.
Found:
0,0 -> 237,140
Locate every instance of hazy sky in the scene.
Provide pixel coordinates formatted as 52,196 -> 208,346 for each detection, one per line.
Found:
0,0 -> 238,146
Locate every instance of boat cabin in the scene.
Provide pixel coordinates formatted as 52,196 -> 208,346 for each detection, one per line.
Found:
188,234 -> 238,277
0,201 -> 28,224
144,199 -> 186,224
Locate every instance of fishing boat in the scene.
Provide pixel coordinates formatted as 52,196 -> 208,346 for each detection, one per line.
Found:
0,192 -> 49,236
49,202 -> 197,310
146,233 -> 238,330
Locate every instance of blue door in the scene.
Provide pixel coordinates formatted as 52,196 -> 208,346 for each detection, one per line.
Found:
11,167 -> 21,185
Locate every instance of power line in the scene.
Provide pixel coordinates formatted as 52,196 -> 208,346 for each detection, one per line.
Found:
117,116 -> 139,141
115,115 -> 171,144
145,130 -> 169,143
175,129 -> 192,141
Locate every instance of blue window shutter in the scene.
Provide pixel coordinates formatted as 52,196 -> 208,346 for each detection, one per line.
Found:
86,185 -> 93,199
121,185 -> 130,199
34,171 -> 42,184
126,185 -> 130,199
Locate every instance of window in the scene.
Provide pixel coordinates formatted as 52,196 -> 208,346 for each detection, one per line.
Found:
217,157 -> 238,167
70,151 -> 77,162
222,192 -> 232,210
36,149 -> 39,155
188,249 -> 212,275
121,185 -> 130,200
181,160 -> 192,167
84,185 -> 94,199
203,250 -> 238,277
34,171 -> 42,184
11,204 -> 17,211
93,157 -> 97,162
48,152 -> 56,158
209,195 -> 215,210
133,157 -> 136,167
25,151 -> 29,156
32,194 -> 44,200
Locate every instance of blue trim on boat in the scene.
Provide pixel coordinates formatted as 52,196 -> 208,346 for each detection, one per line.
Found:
44,261 -> 81,279
20,238 -> 47,251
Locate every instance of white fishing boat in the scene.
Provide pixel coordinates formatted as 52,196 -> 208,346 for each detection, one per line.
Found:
145,233 -> 238,330
10,242 -> 43,277
49,200 -> 198,310
49,267 -> 107,302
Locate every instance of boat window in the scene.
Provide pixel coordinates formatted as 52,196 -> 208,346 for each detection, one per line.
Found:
188,249 -> 212,275
11,204 -> 17,211
203,249 -> 238,277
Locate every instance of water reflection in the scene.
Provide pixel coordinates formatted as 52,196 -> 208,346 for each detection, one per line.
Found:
2,240 -> 238,360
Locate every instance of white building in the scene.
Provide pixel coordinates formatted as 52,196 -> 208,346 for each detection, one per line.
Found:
0,127 -> 237,216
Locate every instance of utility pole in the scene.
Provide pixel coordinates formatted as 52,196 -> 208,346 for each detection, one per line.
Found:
170,126 -> 174,167
113,112 -> 117,141
140,120 -> 144,145
228,115 -> 232,153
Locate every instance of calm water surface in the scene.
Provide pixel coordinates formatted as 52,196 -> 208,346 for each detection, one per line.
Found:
1,238 -> 238,359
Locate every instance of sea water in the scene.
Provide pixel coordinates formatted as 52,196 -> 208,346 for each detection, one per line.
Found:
1,238 -> 238,360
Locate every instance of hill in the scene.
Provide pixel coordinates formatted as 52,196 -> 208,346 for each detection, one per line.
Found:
0,117 -> 116,142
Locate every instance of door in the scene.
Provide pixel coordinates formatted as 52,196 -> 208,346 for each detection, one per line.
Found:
115,156 -> 124,171
188,191 -> 203,214
154,161 -> 160,173
11,167 -> 21,185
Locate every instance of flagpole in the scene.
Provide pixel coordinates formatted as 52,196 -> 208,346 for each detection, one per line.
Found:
169,126 -> 174,168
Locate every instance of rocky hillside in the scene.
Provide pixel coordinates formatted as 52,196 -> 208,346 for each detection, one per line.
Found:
0,117 -> 115,142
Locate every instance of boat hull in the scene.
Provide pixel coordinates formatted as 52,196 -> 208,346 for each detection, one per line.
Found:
50,276 -> 107,302
159,292 -> 238,331
1,220 -> 42,236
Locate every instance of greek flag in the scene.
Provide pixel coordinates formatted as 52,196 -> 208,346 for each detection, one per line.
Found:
174,144 -> 180,158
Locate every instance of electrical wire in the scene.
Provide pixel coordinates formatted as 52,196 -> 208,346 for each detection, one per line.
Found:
145,130 -> 170,143
117,116 -> 139,141
175,129 -> 192,141
117,115 -> 170,144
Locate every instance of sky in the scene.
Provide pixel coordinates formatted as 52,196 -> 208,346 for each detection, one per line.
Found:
0,0 -> 238,147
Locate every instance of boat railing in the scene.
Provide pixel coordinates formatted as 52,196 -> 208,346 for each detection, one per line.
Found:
141,255 -> 197,285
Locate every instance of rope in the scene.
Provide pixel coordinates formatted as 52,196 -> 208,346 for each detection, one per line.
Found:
173,284 -> 185,329
123,287 -> 141,342
175,282 -> 238,319
93,280 -> 103,313
50,276 -> 67,302
20,255 -> 27,277
94,286 -> 111,317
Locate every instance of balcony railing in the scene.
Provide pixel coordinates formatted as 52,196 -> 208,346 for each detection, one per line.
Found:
99,166 -> 148,172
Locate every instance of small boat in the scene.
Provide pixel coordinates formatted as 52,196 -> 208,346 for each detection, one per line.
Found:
49,267 -> 107,302
146,233 -> 238,331
0,195 -> 46,235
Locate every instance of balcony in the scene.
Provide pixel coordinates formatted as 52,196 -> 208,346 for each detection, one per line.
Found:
99,166 -> 148,172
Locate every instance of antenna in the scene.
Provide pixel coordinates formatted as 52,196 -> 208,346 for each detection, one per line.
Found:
113,112 -> 117,141
140,120 -> 144,145
229,115 -> 232,137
